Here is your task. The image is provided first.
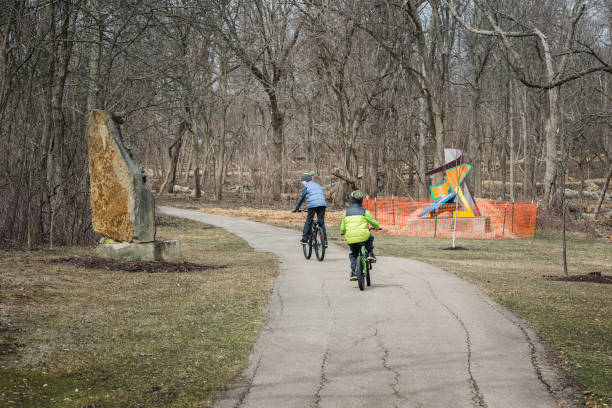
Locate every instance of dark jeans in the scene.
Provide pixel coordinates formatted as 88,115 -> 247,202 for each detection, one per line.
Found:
302,206 -> 327,243
348,235 -> 374,274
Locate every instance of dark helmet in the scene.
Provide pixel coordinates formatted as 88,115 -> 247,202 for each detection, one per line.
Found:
300,173 -> 312,182
350,190 -> 364,204
351,190 -> 364,200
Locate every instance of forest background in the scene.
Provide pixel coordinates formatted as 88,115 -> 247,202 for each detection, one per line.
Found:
0,0 -> 610,248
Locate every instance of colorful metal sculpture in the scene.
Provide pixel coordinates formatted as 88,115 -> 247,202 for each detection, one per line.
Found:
419,149 -> 480,218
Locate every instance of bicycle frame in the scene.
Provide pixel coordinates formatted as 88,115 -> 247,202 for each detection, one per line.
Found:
360,245 -> 369,272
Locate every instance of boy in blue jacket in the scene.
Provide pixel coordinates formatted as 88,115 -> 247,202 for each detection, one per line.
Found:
292,172 -> 327,246
340,190 -> 380,280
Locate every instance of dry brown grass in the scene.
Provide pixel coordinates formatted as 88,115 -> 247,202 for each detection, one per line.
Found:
0,216 -> 278,407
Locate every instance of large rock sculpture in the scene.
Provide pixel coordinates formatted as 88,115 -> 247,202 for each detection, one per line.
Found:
87,110 -> 155,242
86,110 -> 181,262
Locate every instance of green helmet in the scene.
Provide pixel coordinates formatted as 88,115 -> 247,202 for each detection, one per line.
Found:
351,190 -> 364,200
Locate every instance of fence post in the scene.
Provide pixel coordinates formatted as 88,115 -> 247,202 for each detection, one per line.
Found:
501,204 -> 507,238
392,194 -> 396,225
511,201 -> 515,234
533,201 -> 538,239
434,215 -> 438,238
374,197 -> 377,219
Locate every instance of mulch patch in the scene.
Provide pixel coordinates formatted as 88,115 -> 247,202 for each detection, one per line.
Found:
543,272 -> 612,284
442,246 -> 469,251
49,256 -> 223,273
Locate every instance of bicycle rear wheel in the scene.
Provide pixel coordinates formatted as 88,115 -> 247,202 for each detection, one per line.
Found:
314,227 -> 326,261
366,262 -> 371,286
357,256 -> 365,291
302,239 -> 312,259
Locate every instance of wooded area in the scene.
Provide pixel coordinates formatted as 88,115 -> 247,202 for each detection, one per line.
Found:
0,0 -> 610,247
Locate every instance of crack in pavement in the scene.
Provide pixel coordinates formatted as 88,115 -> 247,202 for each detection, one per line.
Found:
321,280 -> 332,310
313,348 -> 330,408
398,283 -> 424,310
374,328 -> 408,406
422,278 -> 488,408
355,327 -> 380,346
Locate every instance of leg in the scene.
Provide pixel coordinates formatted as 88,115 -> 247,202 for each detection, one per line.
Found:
301,207 -> 316,242
315,206 -> 327,245
365,235 -> 377,262
365,235 -> 374,253
348,243 -> 361,275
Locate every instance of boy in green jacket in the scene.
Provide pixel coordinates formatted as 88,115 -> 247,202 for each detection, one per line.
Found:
340,190 -> 381,281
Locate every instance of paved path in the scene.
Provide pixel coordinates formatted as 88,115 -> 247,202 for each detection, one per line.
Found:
159,207 -> 578,408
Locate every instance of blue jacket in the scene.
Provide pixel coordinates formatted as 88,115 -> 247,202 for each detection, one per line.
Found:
295,181 -> 326,209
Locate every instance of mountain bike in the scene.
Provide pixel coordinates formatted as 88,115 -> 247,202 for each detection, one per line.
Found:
297,209 -> 326,261
354,228 -> 381,291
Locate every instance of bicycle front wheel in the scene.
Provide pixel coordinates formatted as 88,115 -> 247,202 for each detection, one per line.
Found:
302,240 -> 312,259
314,228 -> 326,261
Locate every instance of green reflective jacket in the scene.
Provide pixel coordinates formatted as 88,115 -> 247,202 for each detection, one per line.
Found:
340,209 -> 380,244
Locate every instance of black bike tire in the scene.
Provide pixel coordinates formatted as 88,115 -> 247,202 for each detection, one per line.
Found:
366,261 -> 371,286
314,227 -> 326,261
303,240 -> 312,259
357,256 -> 365,291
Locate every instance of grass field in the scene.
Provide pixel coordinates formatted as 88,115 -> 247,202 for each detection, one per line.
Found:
339,229 -> 612,407
0,216 -> 278,407
1,205 -> 610,407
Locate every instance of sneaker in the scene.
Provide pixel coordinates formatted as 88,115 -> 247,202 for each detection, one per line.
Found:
367,252 -> 377,263
299,239 -> 308,245
350,269 -> 357,281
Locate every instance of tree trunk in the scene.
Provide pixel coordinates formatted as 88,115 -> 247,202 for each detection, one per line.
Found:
418,96 -> 429,197
499,140 -> 507,200
509,80 -> 515,202
520,86 -> 533,199
160,123 -> 185,194
543,94 -> 560,211
215,112 -> 226,201
594,164 -> 612,219
540,34 -> 562,211
86,0 -> 101,112
36,2 -> 57,243
192,166 -> 201,198
430,97 -> 445,185
270,96 -> 284,201
469,87 -> 483,198
0,0 -> 17,114
578,157 -> 585,219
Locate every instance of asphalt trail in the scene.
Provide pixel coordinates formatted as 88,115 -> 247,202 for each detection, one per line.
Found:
159,206 -> 580,408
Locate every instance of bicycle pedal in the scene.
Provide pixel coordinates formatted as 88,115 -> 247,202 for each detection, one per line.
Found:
350,276 -> 357,281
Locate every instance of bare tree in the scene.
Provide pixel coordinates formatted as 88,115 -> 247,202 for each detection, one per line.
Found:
445,0 -> 611,211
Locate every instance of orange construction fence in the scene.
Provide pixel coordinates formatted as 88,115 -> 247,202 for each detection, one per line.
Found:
362,197 -> 538,239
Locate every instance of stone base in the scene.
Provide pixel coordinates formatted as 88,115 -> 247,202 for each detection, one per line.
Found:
96,240 -> 182,262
